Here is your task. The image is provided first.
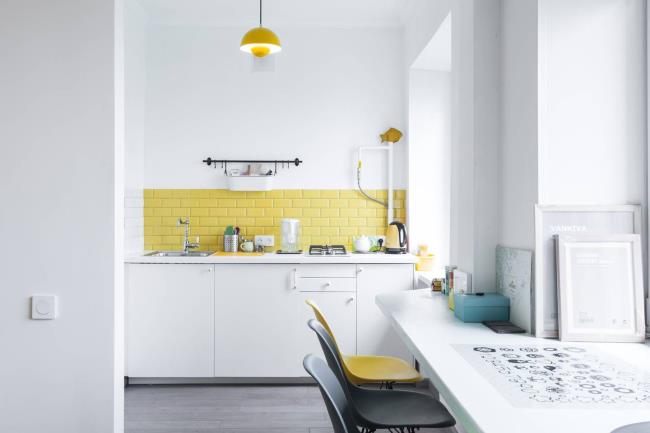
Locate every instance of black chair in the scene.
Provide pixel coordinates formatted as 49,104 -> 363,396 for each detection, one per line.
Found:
303,354 -> 362,433
307,319 -> 456,432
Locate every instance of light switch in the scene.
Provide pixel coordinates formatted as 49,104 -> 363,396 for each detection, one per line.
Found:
31,295 -> 57,320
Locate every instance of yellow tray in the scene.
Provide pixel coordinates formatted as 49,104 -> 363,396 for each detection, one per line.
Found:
212,252 -> 264,256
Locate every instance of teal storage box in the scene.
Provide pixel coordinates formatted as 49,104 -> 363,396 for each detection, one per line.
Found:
453,293 -> 510,323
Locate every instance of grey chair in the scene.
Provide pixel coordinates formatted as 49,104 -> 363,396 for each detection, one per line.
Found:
303,354 -> 361,433
307,319 -> 456,432
611,423 -> 650,433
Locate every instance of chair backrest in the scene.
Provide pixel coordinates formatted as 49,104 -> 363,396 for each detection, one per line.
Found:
305,299 -> 338,345
307,319 -> 355,397
303,355 -> 360,433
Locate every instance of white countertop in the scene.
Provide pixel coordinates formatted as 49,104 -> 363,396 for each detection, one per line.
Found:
126,251 -> 418,265
376,289 -> 650,433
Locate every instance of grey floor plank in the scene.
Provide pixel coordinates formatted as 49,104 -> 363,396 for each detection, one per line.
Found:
125,384 -> 457,433
125,385 -> 328,433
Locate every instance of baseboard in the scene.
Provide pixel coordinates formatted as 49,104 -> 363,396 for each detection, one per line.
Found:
127,377 -> 316,385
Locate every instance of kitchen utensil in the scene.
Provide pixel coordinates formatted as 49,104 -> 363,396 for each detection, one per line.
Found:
224,234 -> 239,252
385,221 -> 407,254
353,236 -> 371,253
280,218 -> 301,253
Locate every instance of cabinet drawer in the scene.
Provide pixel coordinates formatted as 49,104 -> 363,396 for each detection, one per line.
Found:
298,264 -> 357,278
297,277 -> 356,292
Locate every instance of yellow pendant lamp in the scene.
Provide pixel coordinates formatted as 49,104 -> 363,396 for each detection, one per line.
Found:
240,0 -> 281,58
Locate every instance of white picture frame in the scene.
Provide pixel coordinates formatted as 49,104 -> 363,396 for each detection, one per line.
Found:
556,234 -> 645,343
534,205 -> 642,338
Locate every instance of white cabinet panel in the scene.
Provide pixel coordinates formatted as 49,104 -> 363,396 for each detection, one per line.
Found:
213,264 -> 303,377
298,264 -> 357,278
296,277 -> 356,292
127,264 -> 215,377
299,291 -> 357,360
356,264 -> 413,361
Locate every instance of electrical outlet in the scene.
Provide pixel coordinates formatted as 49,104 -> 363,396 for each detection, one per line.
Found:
31,295 -> 57,320
254,235 -> 275,247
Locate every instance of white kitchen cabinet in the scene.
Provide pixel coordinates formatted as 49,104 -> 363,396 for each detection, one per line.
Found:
356,264 -> 414,361
125,260 -> 415,380
213,264 -> 303,377
126,264 -> 215,377
298,291 -> 358,360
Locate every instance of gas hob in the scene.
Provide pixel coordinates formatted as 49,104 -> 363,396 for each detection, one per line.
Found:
308,245 -> 349,256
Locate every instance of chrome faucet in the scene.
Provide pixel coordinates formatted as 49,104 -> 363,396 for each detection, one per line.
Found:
177,218 -> 200,253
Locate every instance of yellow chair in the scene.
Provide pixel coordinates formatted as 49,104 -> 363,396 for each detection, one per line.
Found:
305,299 -> 421,387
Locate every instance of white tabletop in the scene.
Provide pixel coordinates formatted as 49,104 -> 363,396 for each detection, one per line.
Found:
376,290 -> 650,433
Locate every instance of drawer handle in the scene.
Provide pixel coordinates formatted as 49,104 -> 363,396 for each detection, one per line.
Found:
292,268 -> 298,290
324,281 -> 332,287
347,297 -> 355,303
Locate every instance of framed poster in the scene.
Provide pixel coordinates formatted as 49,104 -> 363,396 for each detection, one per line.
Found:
496,246 -> 533,332
534,205 -> 642,338
556,234 -> 645,343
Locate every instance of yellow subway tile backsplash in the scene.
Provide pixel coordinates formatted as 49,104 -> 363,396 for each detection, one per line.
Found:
236,199 -> 255,208
264,208 -> 283,217
321,208 -> 340,217
310,199 -> 329,208
320,190 -> 340,199
292,199 -> 310,208
273,199 -> 292,208
303,208 -> 321,217
302,190 -> 321,199
143,189 -> 406,251
284,190 -> 303,199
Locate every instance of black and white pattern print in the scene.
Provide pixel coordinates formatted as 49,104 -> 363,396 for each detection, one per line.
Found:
454,344 -> 650,408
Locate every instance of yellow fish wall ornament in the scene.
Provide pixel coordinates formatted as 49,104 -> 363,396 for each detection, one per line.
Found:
380,127 -> 403,143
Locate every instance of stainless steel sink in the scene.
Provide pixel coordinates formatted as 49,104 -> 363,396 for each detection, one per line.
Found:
145,251 -> 214,257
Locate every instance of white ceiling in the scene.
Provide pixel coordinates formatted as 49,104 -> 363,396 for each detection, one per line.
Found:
135,0 -> 409,27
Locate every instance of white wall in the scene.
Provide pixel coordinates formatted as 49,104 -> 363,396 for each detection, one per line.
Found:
125,1 -> 146,254
499,0 -> 538,251
0,1 -> 121,432
143,25 -> 406,190
538,0 -> 646,206
403,0 -> 501,292
403,0 -> 453,67
408,69 -> 451,262
470,0 -> 501,291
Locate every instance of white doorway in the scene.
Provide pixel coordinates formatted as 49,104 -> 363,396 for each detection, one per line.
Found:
407,13 -> 452,267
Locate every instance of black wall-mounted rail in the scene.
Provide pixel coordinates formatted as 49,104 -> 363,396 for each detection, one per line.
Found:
203,157 -> 303,175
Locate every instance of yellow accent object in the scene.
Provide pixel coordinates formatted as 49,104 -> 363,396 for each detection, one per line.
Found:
240,27 -> 281,58
305,299 -> 421,385
144,189 -> 406,252
211,252 -> 264,256
448,287 -> 455,311
380,127 -> 403,143
415,254 -> 435,272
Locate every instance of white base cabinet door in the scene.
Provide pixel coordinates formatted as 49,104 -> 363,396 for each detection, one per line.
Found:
298,291 -> 357,362
126,264 -> 215,377
213,264 -> 303,377
356,264 -> 414,361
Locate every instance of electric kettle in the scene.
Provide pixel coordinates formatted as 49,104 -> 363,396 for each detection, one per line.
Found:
385,221 -> 407,254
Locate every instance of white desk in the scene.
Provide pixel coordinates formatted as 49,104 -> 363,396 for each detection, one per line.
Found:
376,290 -> 650,433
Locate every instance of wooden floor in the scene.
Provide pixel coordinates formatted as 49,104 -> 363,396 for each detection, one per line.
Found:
125,384 -> 457,433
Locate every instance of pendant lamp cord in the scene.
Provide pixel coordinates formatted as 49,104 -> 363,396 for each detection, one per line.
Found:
259,0 -> 263,27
